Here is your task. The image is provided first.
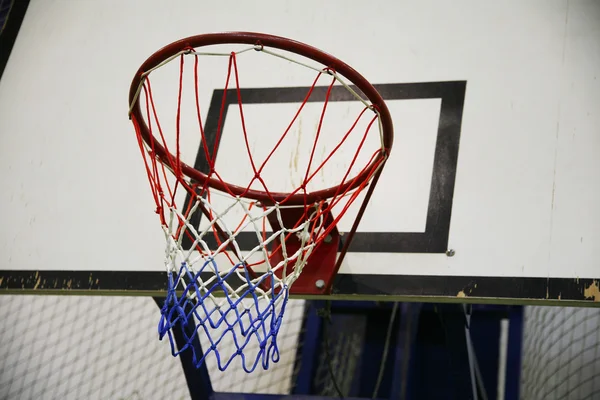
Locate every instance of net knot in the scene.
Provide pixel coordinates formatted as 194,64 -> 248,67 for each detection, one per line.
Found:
369,103 -> 381,114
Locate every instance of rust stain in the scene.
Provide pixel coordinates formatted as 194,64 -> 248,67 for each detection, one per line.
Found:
289,118 -> 303,188
320,146 -> 327,182
288,150 -> 294,187
0,277 -> 3,286
583,280 -> 599,302
457,291 -> 467,298
293,117 -> 302,173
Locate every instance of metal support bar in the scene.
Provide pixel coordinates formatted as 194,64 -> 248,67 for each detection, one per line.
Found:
504,306 -> 524,400
212,394 -> 382,400
389,303 -> 422,400
292,301 -> 325,394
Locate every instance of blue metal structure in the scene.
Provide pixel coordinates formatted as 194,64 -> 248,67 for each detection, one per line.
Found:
154,298 -> 524,400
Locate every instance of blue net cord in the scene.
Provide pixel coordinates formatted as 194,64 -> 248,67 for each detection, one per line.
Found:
158,260 -> 289,372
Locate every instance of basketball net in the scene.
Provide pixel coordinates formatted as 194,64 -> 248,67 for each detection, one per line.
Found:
129,42 -> 388,372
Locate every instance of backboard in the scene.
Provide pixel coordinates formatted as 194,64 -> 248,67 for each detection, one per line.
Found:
1,0 -> 599,306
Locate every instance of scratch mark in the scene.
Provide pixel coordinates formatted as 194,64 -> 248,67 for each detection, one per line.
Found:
33,271 -> 40,290
548,113 -> 560,265
548,0 -> 570,265
561,0 -> 570,65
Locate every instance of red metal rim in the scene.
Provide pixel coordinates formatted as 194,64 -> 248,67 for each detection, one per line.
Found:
129,32 -> 393,204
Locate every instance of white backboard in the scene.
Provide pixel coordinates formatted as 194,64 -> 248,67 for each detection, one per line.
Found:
1,0 -> 599,304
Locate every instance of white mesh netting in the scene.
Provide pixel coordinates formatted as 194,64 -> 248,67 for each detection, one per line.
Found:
0,296 -> 307,400
520,306 -> 600,399
2,297 -> 599,399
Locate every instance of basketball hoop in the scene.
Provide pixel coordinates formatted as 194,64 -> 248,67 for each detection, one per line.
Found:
128,32 -> 393,372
